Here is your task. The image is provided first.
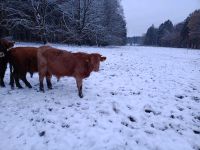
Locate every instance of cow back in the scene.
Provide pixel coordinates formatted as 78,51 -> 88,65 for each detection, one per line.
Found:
38,46 -> 92,78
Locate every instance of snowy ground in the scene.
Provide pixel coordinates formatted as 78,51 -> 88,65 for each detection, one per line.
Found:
0,43 -> 200,150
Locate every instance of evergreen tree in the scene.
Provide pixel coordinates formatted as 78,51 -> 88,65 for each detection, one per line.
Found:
144,25 -> 158,45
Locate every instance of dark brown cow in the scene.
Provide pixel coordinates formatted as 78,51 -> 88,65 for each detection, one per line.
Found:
9,47 -> 52,89
38,46 -> 106,98
0,39 -> 15,87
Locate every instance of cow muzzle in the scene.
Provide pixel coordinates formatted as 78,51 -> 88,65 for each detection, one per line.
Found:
0,52 -> 5,58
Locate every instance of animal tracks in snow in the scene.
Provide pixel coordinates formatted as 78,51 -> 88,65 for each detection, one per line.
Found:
0,44 -> 200,150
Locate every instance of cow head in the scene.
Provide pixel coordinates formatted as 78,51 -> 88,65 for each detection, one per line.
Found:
89,53 -> 106,72
0,39 -> 15,55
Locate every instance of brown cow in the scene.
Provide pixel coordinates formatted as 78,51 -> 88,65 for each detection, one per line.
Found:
9,47 -> 52,89
0,39 -> 15,87
38,46 -> 106,98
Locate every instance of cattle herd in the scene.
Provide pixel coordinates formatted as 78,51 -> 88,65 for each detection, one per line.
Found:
0,39 -> 106,98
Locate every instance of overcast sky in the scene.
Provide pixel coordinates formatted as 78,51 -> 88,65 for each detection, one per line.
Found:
121,0 -> 200,36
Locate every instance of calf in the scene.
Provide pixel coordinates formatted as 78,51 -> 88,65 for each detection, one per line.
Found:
0,39 -> 15,87
9,47 -> 52,89
38,46 -> 106,98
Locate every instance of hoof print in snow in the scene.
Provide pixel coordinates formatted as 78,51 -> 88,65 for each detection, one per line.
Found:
177,107 -> 184,111
144,109 -> 153,114
68,104 -> 74,107
127,105 -> 132,110
113,106 -> 120,114
108,120 -> 113,123
128,116 -> 136,122
55,101 -> 61,105
144,105 -> 160,115
144,130 -> 154,135
48,108 -> 53,112
144,105 -> 155,114
97,94 -> 101,97
31,108 -> 40,114
193,130 -> 200,134
175,95 -> 184,99
177,115 -> 184,120
39,131 -> 45,137
194,116 -> 200,121
98,110 -> 110,116
121,121 -> 134,129
61,124 -> 70,128
110,92 -> 117,96
160,126 -> 168,131
121,121 -> 129,127
150,123 -> 154,128
132,91 -> 141,95
192,96 -> 200,103
170,115 -> 175,119
110,74 -> 116,77
135,140 -> 139,144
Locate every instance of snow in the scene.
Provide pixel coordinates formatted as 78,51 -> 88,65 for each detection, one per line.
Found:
0,43 -> 200,150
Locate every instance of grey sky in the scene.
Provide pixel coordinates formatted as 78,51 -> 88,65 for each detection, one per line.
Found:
121,0 -> 200,36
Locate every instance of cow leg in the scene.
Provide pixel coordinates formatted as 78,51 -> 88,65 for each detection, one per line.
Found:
0,64 -> 6,87
9,64 -> 15,89
13,71 -> 23,89
76,78 -> 83,98
46,78 -> 52,89
15,78 -> 23,89
0,71 -> 5,87
0,78 -> 5,87
10,73 -> 15,89
46,72 -> 52,89
39,75 -> 45,92
21,75 -> 32,88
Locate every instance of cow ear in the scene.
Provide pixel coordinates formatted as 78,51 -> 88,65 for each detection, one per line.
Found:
100,56 -> 106,62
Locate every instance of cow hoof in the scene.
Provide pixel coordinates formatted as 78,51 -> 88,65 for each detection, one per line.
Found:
40,88 -> 45,92
79,94 -> 83,98
16,84 -> 23,89
48,86 -> 52,90
27,85 -> 32,89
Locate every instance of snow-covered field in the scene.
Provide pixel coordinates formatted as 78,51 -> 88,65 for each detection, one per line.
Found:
0,43 -> 200,150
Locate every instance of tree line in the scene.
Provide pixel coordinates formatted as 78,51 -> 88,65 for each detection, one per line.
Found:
0,0 -> 127,46
143,10 -> 200,49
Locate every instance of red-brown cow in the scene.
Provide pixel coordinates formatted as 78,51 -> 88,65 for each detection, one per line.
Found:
0,39 -> 15,87
38,46 -> 106,98
9,47 -> 52,89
